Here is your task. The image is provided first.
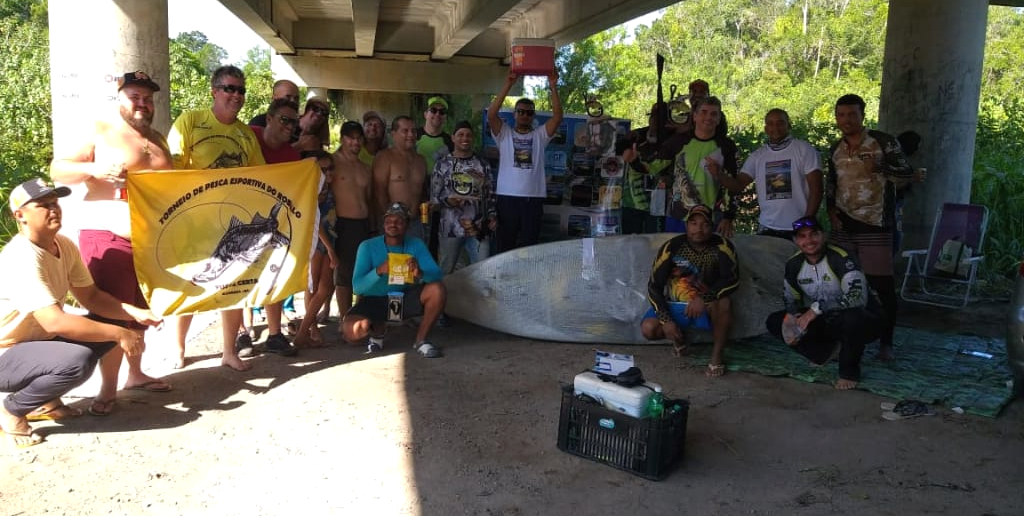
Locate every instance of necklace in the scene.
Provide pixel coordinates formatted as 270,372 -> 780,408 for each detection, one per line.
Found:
141,139 -> 151,157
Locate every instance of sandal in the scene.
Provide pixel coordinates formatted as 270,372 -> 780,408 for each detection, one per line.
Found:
26,404 -> 84,422
414,341 -> 443,358
671,342 -> 688,358
705,363 -> 726,378
88,399 -> 116,417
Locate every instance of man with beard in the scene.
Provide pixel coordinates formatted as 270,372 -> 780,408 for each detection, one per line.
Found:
640,205 -> 737,378
765,216 -> 882,390
358,110 -> 388,166
49,71 -> 174,416
713,108 -> 823,239
487,69 -> 562,252
167,65 -> 266,372
373,116 -> 429,239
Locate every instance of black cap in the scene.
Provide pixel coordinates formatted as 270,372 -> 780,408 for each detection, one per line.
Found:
340,121 -> 364,138
117,71 -> 160,92
453,120 -> 473,133
9,178 -> 71,213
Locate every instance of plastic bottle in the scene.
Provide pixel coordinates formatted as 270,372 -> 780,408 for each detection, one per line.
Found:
647,386 -> 664,419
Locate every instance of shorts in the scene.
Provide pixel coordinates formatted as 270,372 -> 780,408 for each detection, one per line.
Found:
333,217 -> 371,287
78,230 -> 148,330
642,301 -> 711,330
345,286 -> 425,323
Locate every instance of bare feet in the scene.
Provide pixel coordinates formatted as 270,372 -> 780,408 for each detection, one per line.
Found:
1,405 -> 44,448
88,399 -> 116,417
221,354 -> 252,372
835,378 -> 858,390
876,345 -> 896,361
173,355 -> 188,370
705,363 -> 726,378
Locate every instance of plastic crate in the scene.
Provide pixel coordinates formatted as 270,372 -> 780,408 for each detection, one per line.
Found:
556,385 -> 688,480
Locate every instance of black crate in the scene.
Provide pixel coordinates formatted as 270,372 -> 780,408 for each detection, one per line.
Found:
556,385 -> 688,480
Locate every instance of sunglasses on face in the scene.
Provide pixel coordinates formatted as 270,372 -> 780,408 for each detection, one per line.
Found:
516,109 -> 535,116
429,107 -> 447,115
792,217 -> 821,231
310,107 -> 329,116
277,115 -> 298,126
216,84 -> 247,95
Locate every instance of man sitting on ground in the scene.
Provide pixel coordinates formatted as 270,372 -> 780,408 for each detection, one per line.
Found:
765,216 -> 882,390
341,202 -> 447,358
640,204 -> 738,377
0,179 -> 160,448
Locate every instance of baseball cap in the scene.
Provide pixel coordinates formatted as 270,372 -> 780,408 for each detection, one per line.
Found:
685,204 -> 712,223
791,216 -> 824,232
305,96 -> 329,113
383,201 -> 411,221
9,178 -> 72,213
426,96 -> 449,110
340,121 -> 364,138
453,120 -> 473,133
362,110 -> 385,125
117,70 -> 160,92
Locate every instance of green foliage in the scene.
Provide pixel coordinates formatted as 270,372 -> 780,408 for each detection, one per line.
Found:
0,0 -> 51,243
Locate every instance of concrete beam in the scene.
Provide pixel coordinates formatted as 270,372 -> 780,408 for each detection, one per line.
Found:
511,0 -> 675,46
272,54 -> 511,94
216,0 -> 295,54
352,0 -> 381,57
431,0 -> 524,60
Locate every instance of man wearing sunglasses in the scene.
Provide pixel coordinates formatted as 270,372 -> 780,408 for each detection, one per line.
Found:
487,69 -> 562,253
294,97 -> 331,155
244,98 -> 303,358
417,97 -> 455,267
248,79 -> 300,129
765,216 -> 882,390
49,70 -> 174,415
167,65 -> 266,372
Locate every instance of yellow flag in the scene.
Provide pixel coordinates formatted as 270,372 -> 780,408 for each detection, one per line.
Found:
128,161 -> 320,316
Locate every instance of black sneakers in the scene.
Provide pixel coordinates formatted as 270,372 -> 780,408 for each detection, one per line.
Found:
264,333 -> 297,357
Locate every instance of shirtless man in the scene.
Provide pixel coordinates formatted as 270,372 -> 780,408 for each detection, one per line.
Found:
323,121 -> 375,339
372,116 -> 428,240
49,71 -> 173,416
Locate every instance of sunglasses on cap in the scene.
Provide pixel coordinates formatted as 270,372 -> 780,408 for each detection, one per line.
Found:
215,84 -> 247,95
428,107 -> 447,115
792,216 -> 822,232
516,109 -> 535,116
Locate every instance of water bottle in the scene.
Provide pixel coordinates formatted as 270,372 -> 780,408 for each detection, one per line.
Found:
647,386 -> 664,419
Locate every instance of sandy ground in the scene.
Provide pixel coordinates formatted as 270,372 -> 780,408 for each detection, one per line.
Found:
1,300 -> 1022,516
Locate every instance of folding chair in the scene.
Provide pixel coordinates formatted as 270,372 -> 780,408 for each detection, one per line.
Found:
900,203 -> 989,308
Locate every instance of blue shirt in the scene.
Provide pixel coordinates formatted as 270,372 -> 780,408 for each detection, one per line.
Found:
352,235 -> 443,296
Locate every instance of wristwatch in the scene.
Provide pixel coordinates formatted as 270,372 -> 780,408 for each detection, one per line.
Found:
810,301 -> 822,315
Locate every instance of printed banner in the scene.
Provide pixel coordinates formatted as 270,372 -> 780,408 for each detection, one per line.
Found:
128,161 -> 320,316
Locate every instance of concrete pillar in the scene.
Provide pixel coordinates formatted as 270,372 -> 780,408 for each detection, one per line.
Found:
307,87 -> 330,102
878,0 -> 987,253
48,0 -> 170,157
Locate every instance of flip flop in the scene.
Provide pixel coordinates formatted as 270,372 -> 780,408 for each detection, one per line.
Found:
125,380 -> 173,392
88,399 -> 116,417
705,363 -> 726,378
881,400 -> 935,420
2,429 -> 44,448
26,405 -> 84,422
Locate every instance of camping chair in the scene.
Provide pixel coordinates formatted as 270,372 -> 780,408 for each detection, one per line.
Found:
900,203 -> 989,308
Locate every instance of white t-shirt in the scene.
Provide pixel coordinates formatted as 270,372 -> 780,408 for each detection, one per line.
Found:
0,234 -> 93,347
739,138 -> 821,231
494,124 -> 551,198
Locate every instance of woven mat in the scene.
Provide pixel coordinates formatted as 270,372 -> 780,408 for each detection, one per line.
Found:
685,327 -> 1013,417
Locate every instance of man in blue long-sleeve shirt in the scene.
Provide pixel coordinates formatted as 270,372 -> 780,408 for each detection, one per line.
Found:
342,202 -> 447,357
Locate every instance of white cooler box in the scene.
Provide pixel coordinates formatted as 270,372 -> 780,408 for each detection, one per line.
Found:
573,371 -> 661,418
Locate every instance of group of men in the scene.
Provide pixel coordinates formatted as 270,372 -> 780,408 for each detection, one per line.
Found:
637,84 -> 916,389
0,64 -> 917,448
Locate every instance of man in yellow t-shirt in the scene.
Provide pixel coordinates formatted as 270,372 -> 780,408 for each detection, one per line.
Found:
167,65 -> 267,372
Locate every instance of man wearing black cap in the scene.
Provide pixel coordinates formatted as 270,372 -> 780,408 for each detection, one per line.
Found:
765,216 -> 882,390
326,121 -> 374,342
50,70 -> 174,412
640,204 -> 738,377
342,202 -> 446,358
0,179 -> 161,447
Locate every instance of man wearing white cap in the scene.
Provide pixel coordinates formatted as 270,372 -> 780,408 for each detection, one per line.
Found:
0,179 -> 160,447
